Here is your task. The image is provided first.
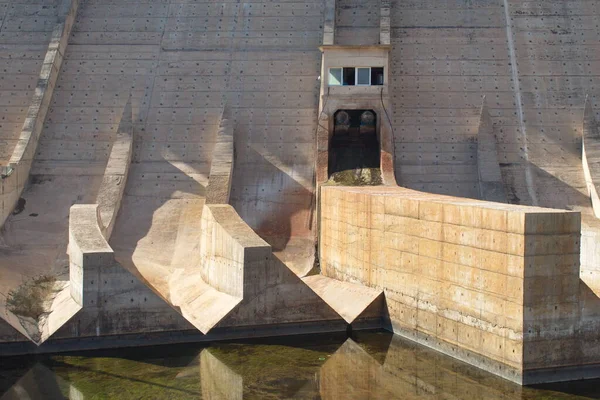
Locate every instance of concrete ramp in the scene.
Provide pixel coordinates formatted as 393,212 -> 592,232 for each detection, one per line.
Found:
302,275 -> 383,324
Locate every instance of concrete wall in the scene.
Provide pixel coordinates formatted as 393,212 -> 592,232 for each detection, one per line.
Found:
388,0 -> 600,210
506,0 -> 599,211
335,0 -> 380,45
64,204 -> 190,342
0,0 -> 78,228
45,0 -> 325,279
389,0 -> 522,201
478,98 -> 508,202
0,0 -> 58,164
319,185 -> 582,383
227,1 -> 324,275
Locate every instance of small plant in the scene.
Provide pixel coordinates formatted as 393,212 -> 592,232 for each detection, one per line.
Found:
327,168 -> 383,186
6,275 -> 57,320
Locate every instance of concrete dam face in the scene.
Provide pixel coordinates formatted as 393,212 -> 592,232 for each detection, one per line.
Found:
0,0 -> 599,386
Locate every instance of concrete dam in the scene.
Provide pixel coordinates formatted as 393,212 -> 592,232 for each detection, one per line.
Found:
0,0 -> 598,386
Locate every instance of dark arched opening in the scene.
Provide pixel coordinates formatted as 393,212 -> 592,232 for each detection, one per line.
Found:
328,110 -> 381,185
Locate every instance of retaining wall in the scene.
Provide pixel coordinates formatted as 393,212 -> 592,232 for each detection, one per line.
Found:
320,185 -> 584,384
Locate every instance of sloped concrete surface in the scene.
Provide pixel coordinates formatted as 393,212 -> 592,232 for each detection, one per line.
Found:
302,274 -> 383,324
0,0 -> 58,165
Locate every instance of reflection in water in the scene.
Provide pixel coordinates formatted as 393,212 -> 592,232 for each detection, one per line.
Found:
0,331 -> 598,399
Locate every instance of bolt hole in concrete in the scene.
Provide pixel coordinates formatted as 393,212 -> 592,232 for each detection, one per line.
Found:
0,330 -> 598,398
327,110 -> 382,186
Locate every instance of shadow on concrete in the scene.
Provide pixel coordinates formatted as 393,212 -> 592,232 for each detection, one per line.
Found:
528,160 -> 590,211
109,158 -> 207,325
231,146 -> 316,276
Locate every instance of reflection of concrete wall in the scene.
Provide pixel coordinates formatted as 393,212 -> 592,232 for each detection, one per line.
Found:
381,336 -> 522,399
0,363 -> 68,400
200,349 -> 243,400
320,336 -> 523,400
320,339 -> 387,400
320,185 -> 583,383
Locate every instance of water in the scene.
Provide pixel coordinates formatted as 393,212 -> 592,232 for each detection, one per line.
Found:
1,331 -> 599,399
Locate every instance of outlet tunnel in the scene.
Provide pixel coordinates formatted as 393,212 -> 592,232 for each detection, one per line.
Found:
328,110 -> 382,186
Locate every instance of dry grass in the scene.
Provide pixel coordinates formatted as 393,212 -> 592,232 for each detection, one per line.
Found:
6,275 -> 57,320
326,168 -> 382,186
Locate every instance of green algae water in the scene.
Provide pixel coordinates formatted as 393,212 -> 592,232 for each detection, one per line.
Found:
1,331 -> 599,399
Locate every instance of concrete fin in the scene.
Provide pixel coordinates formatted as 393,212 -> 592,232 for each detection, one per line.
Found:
380,0 -> 391,45
97,96 -> 134,239
582,95 -> 600,218
301,275 -> 383,324
116,95 -> 133,139
584,95 -> 598,139
323,0 -> 336,45
477,96 -> 508,203
206,103 -> 234,205
119,201 -> 340,336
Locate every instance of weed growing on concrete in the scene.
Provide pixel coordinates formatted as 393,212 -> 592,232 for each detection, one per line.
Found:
6,275 -> 57,320
326,168 -> 382,186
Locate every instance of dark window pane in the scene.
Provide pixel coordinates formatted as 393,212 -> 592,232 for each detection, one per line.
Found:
343,67 -> 355,86
371,67 -> 384,85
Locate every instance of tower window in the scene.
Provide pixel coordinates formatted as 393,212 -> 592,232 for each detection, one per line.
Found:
343,67 -> 356,86
329,68 -> 342,85
328,67 -> 384,86
357,68 -> 371,85
371,67 -> 384,85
